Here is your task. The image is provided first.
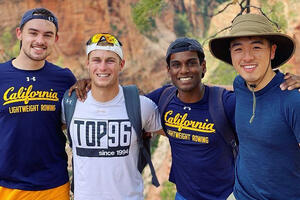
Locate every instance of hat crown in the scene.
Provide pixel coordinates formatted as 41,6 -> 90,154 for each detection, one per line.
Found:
230,14 -> 277,36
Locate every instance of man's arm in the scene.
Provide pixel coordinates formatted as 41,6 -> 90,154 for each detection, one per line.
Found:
153,129 -> 166,136
68,78 -> 91,101
62,124 -> 67,130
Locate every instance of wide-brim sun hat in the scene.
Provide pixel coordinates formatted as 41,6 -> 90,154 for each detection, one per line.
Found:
209,13 -> 295,69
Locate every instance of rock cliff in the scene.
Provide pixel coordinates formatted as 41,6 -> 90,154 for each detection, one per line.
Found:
0,0 -> 300,91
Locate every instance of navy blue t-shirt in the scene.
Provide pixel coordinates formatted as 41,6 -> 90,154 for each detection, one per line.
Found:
147,85 -> 236,200
0,60 -> 76,190
233,72 -> 300,200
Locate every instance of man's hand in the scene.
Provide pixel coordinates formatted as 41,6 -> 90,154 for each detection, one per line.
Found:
280,73 -> 300,92
68,79 -> 91,101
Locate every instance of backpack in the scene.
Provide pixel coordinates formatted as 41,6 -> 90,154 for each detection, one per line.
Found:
63,85 -> 160,192
158,85 -> 238,159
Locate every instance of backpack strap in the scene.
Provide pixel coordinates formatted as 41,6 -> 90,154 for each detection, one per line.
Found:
62,89 -> 78,193
158,85 -> 177,132
63,89 -> 78,147
208,86 -> 238,159
122,85 -> 160,187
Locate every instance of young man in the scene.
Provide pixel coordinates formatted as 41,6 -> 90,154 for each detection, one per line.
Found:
63,33 -> 162,200
0,8 -> 76,200
146,37 -> 236,200
210,13 -> 300,199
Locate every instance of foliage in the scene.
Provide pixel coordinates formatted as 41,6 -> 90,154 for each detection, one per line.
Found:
0,27 -> 19,61
195,0 -> 229,37
259,0 -> 287,31
207,62 -> 237,85
174,12 -> 192,37
131,0 -> 165,34
160,181 -> 176,200
150,135 -> 160,154
54,56 -> 64,68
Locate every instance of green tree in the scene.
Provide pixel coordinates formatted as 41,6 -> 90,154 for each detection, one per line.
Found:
132,0 -> 165,34
174,12 -> 191,37
0,27 -> 19,61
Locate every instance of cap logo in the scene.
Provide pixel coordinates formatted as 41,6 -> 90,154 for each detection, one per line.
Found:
86,33 -> 123,59
100,36 -> 106,43
48,16 -> 54,22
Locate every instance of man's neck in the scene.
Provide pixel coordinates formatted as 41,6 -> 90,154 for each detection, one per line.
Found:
91,84 -> 120,103
177,84 -> 205,103
12,54 -> 45,70
246,69 -> 276,92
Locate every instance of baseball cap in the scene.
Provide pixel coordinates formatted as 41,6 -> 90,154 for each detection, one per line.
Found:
166,37 -> 205,64
20,8 -> 58,31
86,33 -> 123,59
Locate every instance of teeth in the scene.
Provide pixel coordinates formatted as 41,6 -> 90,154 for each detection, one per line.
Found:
179,77 -> 192,81
97,74 -> 109,77
33,47 -> 45,50
244,65 -> 255,69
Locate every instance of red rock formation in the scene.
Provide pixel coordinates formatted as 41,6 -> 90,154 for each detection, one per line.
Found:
1,0 -> 300,90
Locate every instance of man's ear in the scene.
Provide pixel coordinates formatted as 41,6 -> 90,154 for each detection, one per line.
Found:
120,59 -> 125,71
201,60 -> 207,78
16,27 -> 22,40
55,34 -> 59,42
270,44 -> 277,60
166,64 -> 170,72
86,58 -> 90,71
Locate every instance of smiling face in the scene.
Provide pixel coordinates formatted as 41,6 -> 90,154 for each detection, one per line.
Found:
168,51 -> 206,93
230,36 -> 277,90
87,49 -> 124,90
16,19 -> 58,62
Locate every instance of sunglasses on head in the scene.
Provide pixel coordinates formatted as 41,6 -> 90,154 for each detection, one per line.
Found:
86,33 -> 122,46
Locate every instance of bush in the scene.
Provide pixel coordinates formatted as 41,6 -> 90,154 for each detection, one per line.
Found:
208,62 -> 237,85
160,181 -> 176,200
174,12 -> 191,37
132,0 -> 164,34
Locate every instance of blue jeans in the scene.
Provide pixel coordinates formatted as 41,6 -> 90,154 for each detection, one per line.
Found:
175,192 -> 186,200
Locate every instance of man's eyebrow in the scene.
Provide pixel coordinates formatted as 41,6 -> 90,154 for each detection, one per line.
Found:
170,60 -> 180,63
28,28 -> 54,35
106,56 -> 117,60
250,40 -> 264,45
230,42 -> 241,48
187,57 -> 198,61
230,39 -> 264,48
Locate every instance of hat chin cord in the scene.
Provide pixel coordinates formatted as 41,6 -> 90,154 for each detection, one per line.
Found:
246,49 -> 272,123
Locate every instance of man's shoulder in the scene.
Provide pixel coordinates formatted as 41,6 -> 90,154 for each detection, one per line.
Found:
0,60 -> 11,70
139,96 -> 158,118
280,88 -> 300,105
45,61 -> 76,83
139,95 -> 157,108
146,84 -> 174,104
45,61 -> 73,74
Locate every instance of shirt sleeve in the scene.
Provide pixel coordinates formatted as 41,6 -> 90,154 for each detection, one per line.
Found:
222,89 -> 236,130
283,91 -> 300,143
145,85 -> 172,105
64,67 -> 77,87
140,96 -> 162,132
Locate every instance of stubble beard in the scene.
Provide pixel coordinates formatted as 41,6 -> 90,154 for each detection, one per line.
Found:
23,47 -> 50,62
